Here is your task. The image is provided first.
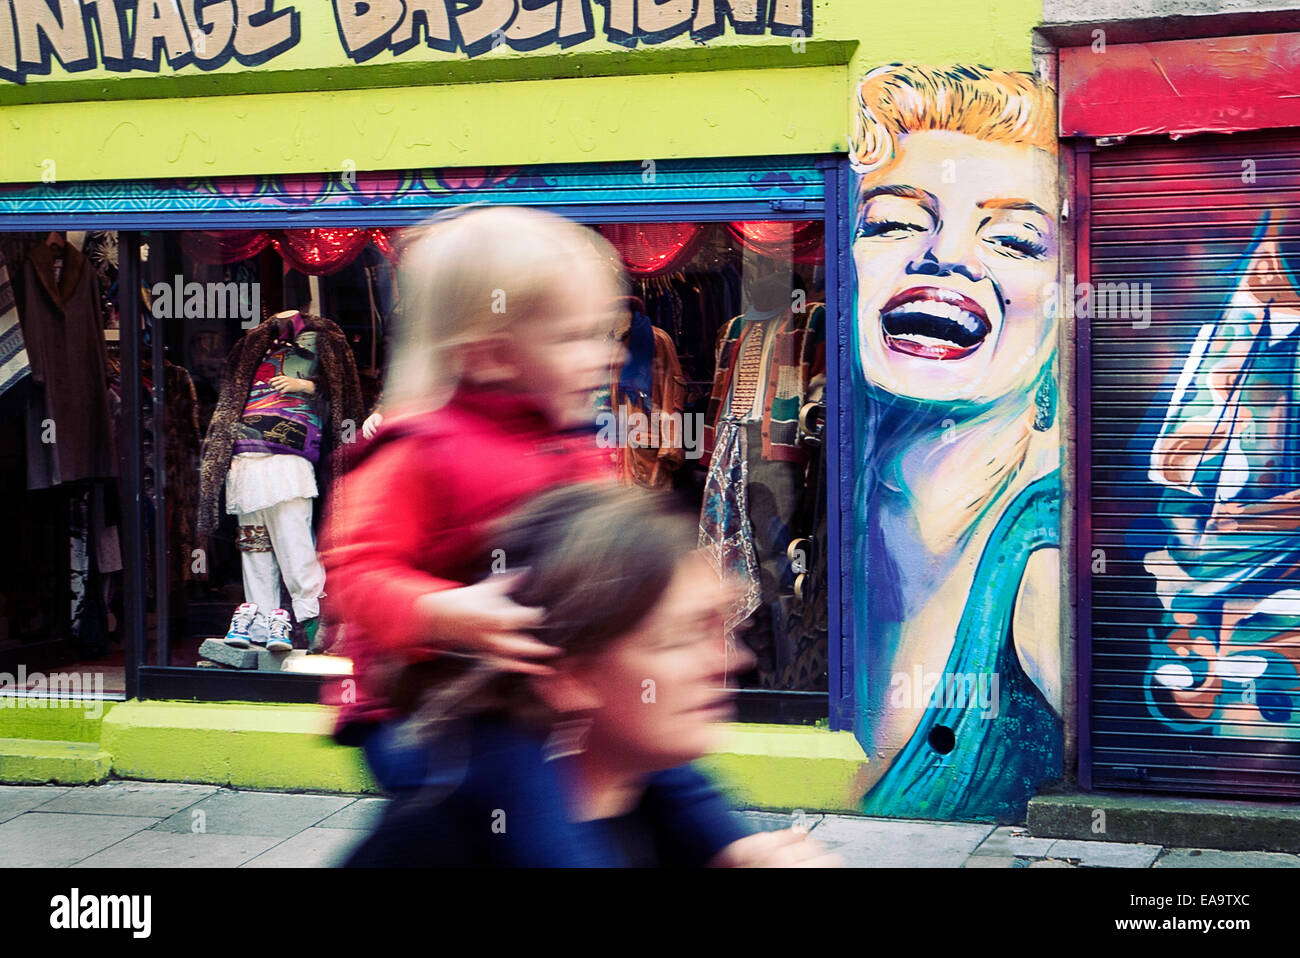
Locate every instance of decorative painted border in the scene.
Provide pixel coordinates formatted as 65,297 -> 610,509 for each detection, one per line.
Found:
0,157 -> 824,219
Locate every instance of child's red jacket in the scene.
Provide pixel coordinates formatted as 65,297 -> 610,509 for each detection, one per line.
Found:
319,384 -> 611,743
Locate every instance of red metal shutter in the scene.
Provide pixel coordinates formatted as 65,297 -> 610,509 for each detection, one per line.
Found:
1085,130 -> 1300,797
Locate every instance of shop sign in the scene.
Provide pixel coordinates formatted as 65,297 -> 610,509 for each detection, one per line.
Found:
0,0 -> 814,84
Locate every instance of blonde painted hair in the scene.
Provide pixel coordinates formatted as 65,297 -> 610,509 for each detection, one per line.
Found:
384,206 -> 623,411
851,64 -> 1057,175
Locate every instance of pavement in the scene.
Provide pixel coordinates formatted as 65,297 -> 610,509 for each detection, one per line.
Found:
2,781 -> 1299,868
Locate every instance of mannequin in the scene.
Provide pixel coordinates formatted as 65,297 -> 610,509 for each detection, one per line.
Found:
198,308 -> 364,652
699,266 -> 825,688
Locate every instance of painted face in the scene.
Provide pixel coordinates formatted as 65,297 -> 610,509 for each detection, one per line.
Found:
853,130 -> 1058,404
573,552 -> 746,771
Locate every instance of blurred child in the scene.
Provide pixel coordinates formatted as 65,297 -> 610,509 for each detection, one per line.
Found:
344,483 -> 839,866
321,207 -> 621,788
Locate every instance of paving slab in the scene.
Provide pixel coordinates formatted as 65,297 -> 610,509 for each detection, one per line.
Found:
1046,839 -> 1162,868
241,827 -> 366,867
1027,859 -> 1077,868
808,815 -> 994,867
970,825 -> 1057,859
72,831 -> 281,868
1155,848 -> 1300,868
739,810 -> 823,833
0,812 -> 157,867
0,785 -> 70,824
152,790 -> 354,838
35,782 -> 218,818
315,798 -> 389,830
963,856 -> 1021,868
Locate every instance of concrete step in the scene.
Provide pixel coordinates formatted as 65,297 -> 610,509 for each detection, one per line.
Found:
1027,790 -> 1300,853
0,737 -> 112,784
0,698 -> 116,742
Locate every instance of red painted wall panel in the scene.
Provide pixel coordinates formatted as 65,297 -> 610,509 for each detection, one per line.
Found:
1060,33 -> 1300,139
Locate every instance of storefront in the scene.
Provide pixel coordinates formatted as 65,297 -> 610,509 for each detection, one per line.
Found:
0,0 -> 860,809
6,0 -> 1217,824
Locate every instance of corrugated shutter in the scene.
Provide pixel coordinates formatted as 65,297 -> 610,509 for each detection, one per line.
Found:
1087,130 -> 1300,797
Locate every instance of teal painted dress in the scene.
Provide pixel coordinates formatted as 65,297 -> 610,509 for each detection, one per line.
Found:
860,470 -> 1064,822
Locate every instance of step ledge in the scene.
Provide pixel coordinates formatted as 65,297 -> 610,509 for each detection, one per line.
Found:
1027,790 -> 1300,853
98,701 -> 869,809
0,737 -> 112,785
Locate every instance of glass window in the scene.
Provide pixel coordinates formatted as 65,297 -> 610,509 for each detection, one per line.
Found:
0,230 -> 127,700
0,215 -> 829,710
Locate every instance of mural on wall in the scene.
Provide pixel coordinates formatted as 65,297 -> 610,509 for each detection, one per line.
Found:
1141,212 -> 1300,738
849,64 -> 1063,821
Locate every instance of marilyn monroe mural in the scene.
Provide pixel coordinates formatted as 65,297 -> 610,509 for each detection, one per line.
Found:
850,64 -> 1064,820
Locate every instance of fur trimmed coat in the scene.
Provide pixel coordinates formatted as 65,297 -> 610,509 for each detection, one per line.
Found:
198,314 -> 364,536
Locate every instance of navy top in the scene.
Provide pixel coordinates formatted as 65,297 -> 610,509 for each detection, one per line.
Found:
344,716 -> 750,867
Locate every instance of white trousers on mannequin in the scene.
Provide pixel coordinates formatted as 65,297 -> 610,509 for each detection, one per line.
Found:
236,497 -> 324,622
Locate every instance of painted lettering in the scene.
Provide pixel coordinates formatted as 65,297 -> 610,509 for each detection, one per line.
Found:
0,0 -> 813,80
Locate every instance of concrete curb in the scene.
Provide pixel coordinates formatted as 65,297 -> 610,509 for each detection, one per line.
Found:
1028,790 -> 1300,853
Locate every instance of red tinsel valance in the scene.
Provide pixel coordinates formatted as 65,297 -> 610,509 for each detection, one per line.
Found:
595,222 -> 709,277
597,221 -> 825,277
181,228 -> 396,275
726,221 -> 825,265
181,220 -> 823,278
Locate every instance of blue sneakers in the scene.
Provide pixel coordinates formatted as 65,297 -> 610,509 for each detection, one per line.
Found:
266,608 -> 294,652
224,603 -> 260,648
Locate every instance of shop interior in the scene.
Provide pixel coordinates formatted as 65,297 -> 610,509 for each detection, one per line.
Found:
0,219 -> 829,702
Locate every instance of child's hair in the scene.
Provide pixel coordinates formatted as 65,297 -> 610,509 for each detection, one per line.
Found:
393,483 -> 699,741
384,206 -> 625,412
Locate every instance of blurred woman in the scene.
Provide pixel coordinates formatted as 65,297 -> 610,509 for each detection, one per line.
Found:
344,484 -> 838,867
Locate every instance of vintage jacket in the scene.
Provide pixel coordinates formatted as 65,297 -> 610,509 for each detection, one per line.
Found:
701,302 -> 825,467
198,313 -> 363,536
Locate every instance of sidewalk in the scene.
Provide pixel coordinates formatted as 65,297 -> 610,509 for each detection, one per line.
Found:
4,782 -> 1299,868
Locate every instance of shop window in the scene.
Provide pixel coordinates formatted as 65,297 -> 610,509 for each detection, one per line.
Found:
0,216 -> 830,709
0,230 -> 126,698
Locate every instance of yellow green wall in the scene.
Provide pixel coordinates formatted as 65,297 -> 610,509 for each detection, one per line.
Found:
0,0 -> 1041,183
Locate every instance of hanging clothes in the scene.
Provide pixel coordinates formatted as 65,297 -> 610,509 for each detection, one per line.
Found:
606,309 -> 688,490
165,362 -> 204,584
19,241 -> 118,489
0,262 -> 31,397
106,351 -> 204,596
82,231 -> 119,322
698,304 -> 826,689
702,304 -> 825,467
68,480 -> 117,655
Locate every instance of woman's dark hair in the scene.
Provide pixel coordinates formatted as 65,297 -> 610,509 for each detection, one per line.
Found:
390,483 -> 699,741
500,483 -> 694,656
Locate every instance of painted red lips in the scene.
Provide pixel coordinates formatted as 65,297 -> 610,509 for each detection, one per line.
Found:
880,286 -> 993,361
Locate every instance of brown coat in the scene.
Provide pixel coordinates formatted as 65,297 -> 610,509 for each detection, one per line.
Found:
20,241 -> 118,488
608,325 -> 687,490
198,314 -> 364,535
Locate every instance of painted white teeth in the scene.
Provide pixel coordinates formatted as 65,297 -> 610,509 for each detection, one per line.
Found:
890,332 -> 958,348
887,301 -> 983,332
